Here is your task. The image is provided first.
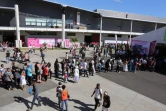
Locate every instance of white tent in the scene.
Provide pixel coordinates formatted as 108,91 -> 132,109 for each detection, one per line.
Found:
132,26 -> 166,44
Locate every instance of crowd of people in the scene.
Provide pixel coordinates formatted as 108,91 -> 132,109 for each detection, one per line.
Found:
1,42 -> 166,111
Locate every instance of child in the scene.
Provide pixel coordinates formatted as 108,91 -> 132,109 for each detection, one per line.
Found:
20,70 -> 26,90
64,71 -> 68,83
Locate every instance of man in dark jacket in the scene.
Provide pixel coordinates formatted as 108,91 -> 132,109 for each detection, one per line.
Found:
28,81 -> 41,111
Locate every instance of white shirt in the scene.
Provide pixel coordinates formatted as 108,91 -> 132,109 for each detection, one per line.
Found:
83,62 -> 87,70
74,68 -> 79,77
94,88 -> 102,99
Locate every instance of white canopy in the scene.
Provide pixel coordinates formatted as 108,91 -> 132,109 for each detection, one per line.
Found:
132,26 -> 166,44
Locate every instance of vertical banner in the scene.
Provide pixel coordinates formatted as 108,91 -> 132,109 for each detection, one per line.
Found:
149,41 -> 157,56
76,12 -> 80,25
164,28 -> 166,42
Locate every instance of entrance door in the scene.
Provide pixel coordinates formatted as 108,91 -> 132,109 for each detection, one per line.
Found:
84,35 -> 92,44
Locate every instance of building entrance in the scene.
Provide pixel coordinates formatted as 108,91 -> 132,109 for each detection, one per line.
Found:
84,35 -> 92,45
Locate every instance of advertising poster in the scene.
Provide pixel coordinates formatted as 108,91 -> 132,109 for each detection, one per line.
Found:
27,38 -> 70,48
149,41 -> 157,56
132,40 -> 150,56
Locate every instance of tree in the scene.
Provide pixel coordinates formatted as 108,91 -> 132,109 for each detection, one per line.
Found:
70,37 -> 78,43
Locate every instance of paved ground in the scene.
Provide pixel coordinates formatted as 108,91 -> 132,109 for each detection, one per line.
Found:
0,48 -> 166,111
97,71 -> 166,105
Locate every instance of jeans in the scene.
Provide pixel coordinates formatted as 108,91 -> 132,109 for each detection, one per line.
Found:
31,94 -> 41,109
61,100 -> 68,111
58,97 -> 61,107
98,66 -> 102,72
6,57 -> 10,63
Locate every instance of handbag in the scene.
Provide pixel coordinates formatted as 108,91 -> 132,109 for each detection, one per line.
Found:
67,90 -> 70,98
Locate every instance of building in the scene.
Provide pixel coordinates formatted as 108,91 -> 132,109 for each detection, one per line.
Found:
0,0 -> 166,47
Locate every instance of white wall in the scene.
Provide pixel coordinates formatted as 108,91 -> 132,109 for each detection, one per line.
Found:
0,35 -> 3,42
66,32 -> 85,43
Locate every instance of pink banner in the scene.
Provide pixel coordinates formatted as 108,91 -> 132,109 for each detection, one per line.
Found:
27,38 -> 70,48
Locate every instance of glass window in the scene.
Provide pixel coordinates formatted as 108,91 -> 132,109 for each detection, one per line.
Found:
25,17 -> 36,26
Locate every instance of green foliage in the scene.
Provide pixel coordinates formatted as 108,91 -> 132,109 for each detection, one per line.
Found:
70,37 -> 78,43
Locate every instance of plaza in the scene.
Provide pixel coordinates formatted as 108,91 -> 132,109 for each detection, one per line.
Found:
0,48 -> 166,111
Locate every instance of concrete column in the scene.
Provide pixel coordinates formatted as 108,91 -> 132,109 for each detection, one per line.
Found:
15,4 -> 22,48
129,20 -> 133,46
115,34 -> 117,49
62,14 -> 65,48
155,23 -> 157,30
99,16 -> 102,47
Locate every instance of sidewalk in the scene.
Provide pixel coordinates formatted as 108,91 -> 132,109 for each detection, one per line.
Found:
0,74 -> 166,111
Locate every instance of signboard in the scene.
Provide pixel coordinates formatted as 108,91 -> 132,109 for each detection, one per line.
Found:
132,40 -> 150,56
27,38 -> 70,48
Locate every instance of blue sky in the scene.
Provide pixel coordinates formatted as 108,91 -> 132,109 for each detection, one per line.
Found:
50,0 -> 166,18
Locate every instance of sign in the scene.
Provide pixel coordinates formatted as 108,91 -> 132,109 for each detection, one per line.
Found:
132,40 -> 150,56
149,41 -> 157,56
27,38 -> 70,48
164,28 -> 166,42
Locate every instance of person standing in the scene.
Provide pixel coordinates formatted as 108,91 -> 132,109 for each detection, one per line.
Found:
4,68 -> 15,90
83,60 -> 88,77
35,62 -> 41,83
43,65 -> 49,82
89,60 -> 94,76
73,66 -> 79,83
61,85 -> 69,111
27,81 -> 41,111
0,64 -> 5,85
54,59 -> 59,78
6,50 -> 10,63
20,70 -> 26,90
26,65 -> 33,86
91,83 -> 103,111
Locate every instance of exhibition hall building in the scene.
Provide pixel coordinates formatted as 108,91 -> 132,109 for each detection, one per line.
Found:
0,0 -> 166,47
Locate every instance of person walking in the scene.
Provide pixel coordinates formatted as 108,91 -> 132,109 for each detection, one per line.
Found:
91,83 -> 102,111
6,50 -> 10,63
102,91 -> 111,111
56,82 -> 62,108
41,51 -> 46,64
61,85 -> 69,111
27,81 -> 41,111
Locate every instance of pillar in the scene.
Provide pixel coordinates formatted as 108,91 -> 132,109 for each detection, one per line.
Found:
115,34 -> 117,49
129,20 -> 133,46
99,16 -> 102,47
155,23 -> 157,30
61,7 -> 66,48
15,4 -> 22,48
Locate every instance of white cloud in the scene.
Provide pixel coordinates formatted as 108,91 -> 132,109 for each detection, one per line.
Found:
114,0 -> 122,2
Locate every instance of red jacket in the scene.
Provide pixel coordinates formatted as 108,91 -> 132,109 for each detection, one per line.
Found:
43,67 -> 49,76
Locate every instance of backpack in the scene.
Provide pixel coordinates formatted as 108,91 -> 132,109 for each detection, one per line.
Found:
103,96 -> 111,108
